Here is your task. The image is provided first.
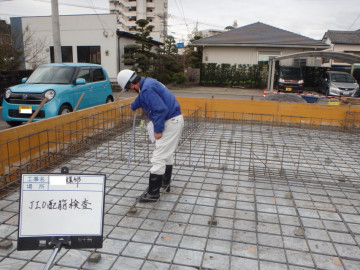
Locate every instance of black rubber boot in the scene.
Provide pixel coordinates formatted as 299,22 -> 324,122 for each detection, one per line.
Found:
162,165 -> 173,192
139,173 -> 162,203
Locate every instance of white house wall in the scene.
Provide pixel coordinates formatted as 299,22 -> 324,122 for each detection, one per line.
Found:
203,46 -> 318,66
203,47 -> 257,65
21,14 -> 119,81
330,44 -> 360,66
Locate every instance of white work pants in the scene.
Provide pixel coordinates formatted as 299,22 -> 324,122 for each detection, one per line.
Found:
150,114 -> 184,175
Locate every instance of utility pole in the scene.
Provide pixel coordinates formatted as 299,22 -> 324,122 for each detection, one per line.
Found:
51,0 -> 62,63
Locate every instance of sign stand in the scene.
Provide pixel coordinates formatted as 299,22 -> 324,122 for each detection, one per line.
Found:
44,239 -> 67,270
17,167 -> 106,269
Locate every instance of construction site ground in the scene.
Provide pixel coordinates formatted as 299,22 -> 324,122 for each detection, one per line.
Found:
0,87 -> 360,270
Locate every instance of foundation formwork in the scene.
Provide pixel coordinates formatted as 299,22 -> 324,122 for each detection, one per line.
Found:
1,105 -> 360,269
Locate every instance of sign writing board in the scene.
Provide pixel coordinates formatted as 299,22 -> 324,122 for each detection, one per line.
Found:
17,173 -> 106,250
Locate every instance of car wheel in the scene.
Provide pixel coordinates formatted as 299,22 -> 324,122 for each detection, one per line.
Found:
106,96 -> 113,103
58,104 -> 72,115
325,88 -> 330,96
6,121 -> 22,127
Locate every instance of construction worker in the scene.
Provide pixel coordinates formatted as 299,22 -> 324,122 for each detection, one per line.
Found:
117,69 -> 184,202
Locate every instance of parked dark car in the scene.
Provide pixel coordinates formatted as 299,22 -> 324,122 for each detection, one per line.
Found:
0,70 -> 33,106
276,66 -> 304,93
1,63 -> 114,127
318,71 -> 359,96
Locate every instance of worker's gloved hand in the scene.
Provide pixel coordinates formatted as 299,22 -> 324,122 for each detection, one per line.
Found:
154,132 -> 162,140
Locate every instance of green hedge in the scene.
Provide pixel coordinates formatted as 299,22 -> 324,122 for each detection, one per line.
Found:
200,63 -> 342,89
200,63 -> 268,88
301,66 -> 328,88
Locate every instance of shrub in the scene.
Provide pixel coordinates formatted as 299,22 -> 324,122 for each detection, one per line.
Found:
172,72 -> 186,84
157,73 -> 172,84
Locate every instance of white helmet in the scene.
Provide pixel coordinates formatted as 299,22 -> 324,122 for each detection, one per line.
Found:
117,69 -> 137,90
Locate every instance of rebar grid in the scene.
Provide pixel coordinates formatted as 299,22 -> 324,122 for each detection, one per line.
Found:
1,108 -> 360,193
1,111 -> 360,269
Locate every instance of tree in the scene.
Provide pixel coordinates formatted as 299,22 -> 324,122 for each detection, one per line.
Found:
0,21 -> 21,70
20,25 -> 48,69
122,19 -> 156,74
185,28 -> 203,69
153,35 -> 185,84
135,19 -> 154,53
123,20 -> 185,84
164,35 -> 178,55
10,25 -> 48,70
0,44 -> 22,71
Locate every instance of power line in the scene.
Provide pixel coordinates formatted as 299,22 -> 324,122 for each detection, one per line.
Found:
33,0 -> 108,11
87,0 -> 108,31
348,14 -> 360,30
168,13 -> 224,29
33,0 -> 111,34
173,0 -> 189,35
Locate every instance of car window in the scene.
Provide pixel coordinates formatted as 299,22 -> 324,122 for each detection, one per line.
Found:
26,66 -> 75,84
92,68 -> 105,82
331,73 -> 356,83
280,68 -> 302,78
76,68 -> 91,83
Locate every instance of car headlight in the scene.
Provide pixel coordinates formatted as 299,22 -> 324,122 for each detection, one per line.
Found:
330,83 -> 339,90
5,89 -> 11,99
44,90 -> 55,100
279,78 -> 285,83
298,80 -> 304,84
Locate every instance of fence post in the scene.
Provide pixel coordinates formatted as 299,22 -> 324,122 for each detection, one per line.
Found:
27,97 -> 48,123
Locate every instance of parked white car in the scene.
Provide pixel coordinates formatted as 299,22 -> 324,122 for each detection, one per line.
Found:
318,71 -> 359,96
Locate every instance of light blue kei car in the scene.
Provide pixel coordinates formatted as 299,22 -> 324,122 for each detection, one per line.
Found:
1,63 -> 114,126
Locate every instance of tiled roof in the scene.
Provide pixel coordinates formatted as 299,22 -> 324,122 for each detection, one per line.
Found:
193,22 -> 328,47
324,30 -> 360,45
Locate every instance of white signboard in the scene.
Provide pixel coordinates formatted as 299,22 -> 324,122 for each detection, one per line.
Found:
19,174 -> 105,238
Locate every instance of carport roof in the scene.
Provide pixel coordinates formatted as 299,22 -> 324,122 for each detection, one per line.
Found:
273,51 -> 360,64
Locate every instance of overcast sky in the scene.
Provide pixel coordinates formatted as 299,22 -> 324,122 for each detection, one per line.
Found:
1,0 -> 360,43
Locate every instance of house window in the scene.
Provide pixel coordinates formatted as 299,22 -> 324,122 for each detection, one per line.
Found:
50,46 -> 73,63
258,55 -> 276,65
258,51 -> 280,65
293,58 -> 307,67
77,46 -> 101,64
129,6 -> 136,11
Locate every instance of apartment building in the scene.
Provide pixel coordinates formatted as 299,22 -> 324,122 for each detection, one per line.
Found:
109,0 -> 167,42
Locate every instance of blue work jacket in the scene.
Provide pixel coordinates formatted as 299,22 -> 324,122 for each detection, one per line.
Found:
131,77 -> 181,133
